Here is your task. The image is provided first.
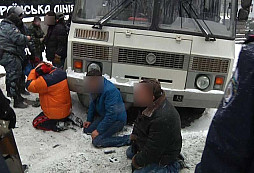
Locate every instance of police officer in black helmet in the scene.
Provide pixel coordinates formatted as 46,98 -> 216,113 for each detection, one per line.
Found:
8,6 -> 36,97
0,6 -> 31,108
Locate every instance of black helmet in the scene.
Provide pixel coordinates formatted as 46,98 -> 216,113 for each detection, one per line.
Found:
8,6 -> 24,18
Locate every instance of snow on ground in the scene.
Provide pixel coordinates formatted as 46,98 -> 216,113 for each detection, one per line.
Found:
0,75 -> 215,173
181,109 -> 216,170
0,75 -> 132,173
0,65 -> 5,75
234,44 -> 242,70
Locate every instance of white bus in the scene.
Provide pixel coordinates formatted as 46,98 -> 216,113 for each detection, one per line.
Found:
66,0 -> 238,112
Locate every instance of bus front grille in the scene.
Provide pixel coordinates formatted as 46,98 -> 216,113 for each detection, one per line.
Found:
116,48 -> 185,69
189,57 -> 230,73
74,29 -> 109,41
72,42 -> 112,61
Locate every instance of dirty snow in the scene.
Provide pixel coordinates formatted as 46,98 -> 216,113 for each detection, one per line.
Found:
0,75 -> 215,173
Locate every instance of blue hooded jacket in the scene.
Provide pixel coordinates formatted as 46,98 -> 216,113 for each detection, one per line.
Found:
87,78 -> 127,134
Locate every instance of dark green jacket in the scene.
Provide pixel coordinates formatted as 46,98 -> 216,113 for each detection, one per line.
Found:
0,19 -> 28,56
132,98 -> 182,167
28,23 -> 44,56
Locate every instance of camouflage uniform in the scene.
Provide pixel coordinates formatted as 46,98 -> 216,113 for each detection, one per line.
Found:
28,23 -> 44,60
0,19 -> 28,98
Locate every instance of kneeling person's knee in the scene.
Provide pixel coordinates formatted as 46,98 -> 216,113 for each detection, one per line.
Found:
92,137 -> 103,148
126,146 -> 135,159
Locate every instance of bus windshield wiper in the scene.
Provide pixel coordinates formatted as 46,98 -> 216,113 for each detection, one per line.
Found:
181,0 -> 216,41
93,0 -> 134,29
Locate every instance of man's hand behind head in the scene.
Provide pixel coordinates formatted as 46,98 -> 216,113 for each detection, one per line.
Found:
35,62 -> 53,76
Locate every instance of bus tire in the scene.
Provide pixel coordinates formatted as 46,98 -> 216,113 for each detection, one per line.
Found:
176,107 -> 206,128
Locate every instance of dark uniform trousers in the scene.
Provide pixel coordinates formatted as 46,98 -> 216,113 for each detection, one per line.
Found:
0,53 -> 22,97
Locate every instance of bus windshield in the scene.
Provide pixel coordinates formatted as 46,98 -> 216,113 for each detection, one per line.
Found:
73,0 -> 236,39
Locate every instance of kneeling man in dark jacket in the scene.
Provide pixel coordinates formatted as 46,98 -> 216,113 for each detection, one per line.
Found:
127,79 -> 182,173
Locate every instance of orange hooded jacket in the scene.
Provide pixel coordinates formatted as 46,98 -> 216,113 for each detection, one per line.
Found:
26,68 -> 72,120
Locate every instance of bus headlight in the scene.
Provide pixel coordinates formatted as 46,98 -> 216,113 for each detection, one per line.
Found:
87,63 -> 101,72
196,75 -> 210,90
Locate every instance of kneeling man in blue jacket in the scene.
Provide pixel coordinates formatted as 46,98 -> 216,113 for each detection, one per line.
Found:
83,69 -> 130,148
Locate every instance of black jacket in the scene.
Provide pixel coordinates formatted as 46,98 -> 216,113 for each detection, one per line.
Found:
132,97 -> 182,167
0,89 -> 16,129
0,89 -> 11,116
44,22 -> 68,61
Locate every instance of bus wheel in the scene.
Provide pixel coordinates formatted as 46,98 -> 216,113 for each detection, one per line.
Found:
191,108 -> 206,114
176,107 -> 206,128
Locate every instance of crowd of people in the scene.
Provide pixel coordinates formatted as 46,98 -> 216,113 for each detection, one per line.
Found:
0,6 -> 68,109
0,5 -> 253,173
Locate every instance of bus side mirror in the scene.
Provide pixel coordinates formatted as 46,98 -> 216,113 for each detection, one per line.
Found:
238,8 -> 250,21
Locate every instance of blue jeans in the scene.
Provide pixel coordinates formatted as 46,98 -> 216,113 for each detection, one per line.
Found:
126,146 -> 180,173
84,116 -> 130,148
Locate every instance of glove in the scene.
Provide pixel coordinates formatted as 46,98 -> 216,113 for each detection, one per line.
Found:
53,54 -> 61,65
35,62 -> 45,69
35,62 -> 53,76
1,107 -> 16,129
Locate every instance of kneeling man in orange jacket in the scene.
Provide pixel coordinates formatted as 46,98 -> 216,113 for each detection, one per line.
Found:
26,62 -> 75,132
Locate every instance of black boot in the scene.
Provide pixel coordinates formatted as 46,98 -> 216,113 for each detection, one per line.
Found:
14,96 -> 28,109
19,95 -> 27,102
56,122 -> 70,132
18,75 -> 30,96
67,113 -> 83,128
32,98 -> 40,107
21,90 -> 30,96
19,83 -> 30,96
22,164 -> 28,172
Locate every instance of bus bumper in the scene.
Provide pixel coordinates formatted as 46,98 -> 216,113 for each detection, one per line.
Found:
67,71 -> 224,109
